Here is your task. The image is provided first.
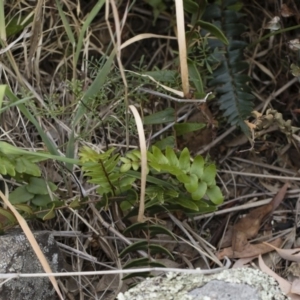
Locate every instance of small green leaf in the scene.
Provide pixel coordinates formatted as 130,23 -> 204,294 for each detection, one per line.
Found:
10,186 -> 34,204
149,244 -> 174,259
122,189 -> 138,206
14,157 -> 26,173
176,173 -> 190,184
1,157 -> 15,176
228,2 -> 243,11
143,70 -> 177,83
35,205 -> 56,220
174,123 -> 206,136
96,186 -> 112,195
149,161 -> 162,171
120,200 -> 134,211
178,148 -> 190,172
143,108 -> 175,125
165,147 -> 179,168
119,241 -> 148,258
190,156 -> 205,178
42,204 -> 56,220
152,146 -> 169,164
0,85 -> 5,111
123,257 -> 150,269
183,0 -> 199,13
122,272 -> 150,281
119,177 -> 136,188
0,208 -> 16,224
79,146 -> 100,163
126,150 -> 141,161
184,174 -> 199,193
16,157 -> 41,176
154,136 -> 175,150
202,164 -> 216,185
165,189 -> 179,198
160,164 -> 182,176
196,20 -> 229,45
148,261 -> 168,267
120,157 -> 131,164
104,155 -> 119,173
132,161 -> 140,171
31,194 -> 54,207
0,164 -> 7,175
206,185 -> 224,204
149,225 -> 176,240
14,204 -> 34,215
120,163 -> 132,173
191,181 -> 207,200
123,222 -> 148,235
26,178 -> 57,195
69,198 -> 81,209
6,15 -> 33,37
188,202 -> 217,215
171,197 -> 199,211
188,62 -> 204,95
145,197 -> 161,208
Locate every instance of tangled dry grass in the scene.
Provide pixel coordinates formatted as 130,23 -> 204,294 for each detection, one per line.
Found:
1,0 -> 300,299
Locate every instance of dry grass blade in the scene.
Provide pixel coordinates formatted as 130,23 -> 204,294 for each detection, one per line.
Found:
175,0 -> 189,96
129,105 -> 147,222
120,33 -> 177,50
27,0 -> 43,76
0,191 -> 64,300
259,255 -> 300,299
127,70 -> 185,97
108,0 -> 130,147
263,243 -> 300,262
0,262 -> 232,279
0,0 -> 6,41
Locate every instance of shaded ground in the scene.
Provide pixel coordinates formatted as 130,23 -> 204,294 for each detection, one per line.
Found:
1,0 -> 300,299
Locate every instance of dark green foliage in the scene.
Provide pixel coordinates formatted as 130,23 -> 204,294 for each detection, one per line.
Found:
203,0 -> 255,133
80,147 -> 135,196
80,146 -> 224,215
0,146 -> 62,223
121,146 -> 224,214
120,222 -> 176,280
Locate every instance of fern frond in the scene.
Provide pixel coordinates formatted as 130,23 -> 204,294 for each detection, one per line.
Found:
204,0 -> 254,133
79,147 -> 134,196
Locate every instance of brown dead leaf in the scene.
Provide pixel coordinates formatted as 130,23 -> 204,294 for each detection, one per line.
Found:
263,243 -> 300,263
292,279 -> 300,295
259,255 -> 300,300
231,182 -> 289,252
287,262 -> 300,279
96,274 -> 120,292
259,254 -> 292,295
232,257 -> 256,268
281,4 -> 296,17
219,225 -> 233,248
217,237 -> 282,259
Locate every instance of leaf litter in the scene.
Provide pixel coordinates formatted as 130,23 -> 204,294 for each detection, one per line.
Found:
216,181 -> 300,299
217,182 -> 290,259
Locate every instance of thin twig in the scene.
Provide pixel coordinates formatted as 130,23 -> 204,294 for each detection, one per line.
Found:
0,259 -> 231,279
138,87 -> 211,103
219,170 -> 300,181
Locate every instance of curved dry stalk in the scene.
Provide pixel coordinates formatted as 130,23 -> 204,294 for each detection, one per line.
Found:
175,0 -> 189,96
129,105 -> 147,223
0,258 -> 232,279
0,190 -> 64,300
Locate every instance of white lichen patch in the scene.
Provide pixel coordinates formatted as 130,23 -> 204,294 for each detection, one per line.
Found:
117,268 -> 289,300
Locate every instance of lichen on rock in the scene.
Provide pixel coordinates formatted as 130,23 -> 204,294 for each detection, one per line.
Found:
117,268 -> 289,300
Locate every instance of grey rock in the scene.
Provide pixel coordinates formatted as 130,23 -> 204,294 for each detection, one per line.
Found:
0,230 -> 64,300
118,268 -> 289,300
